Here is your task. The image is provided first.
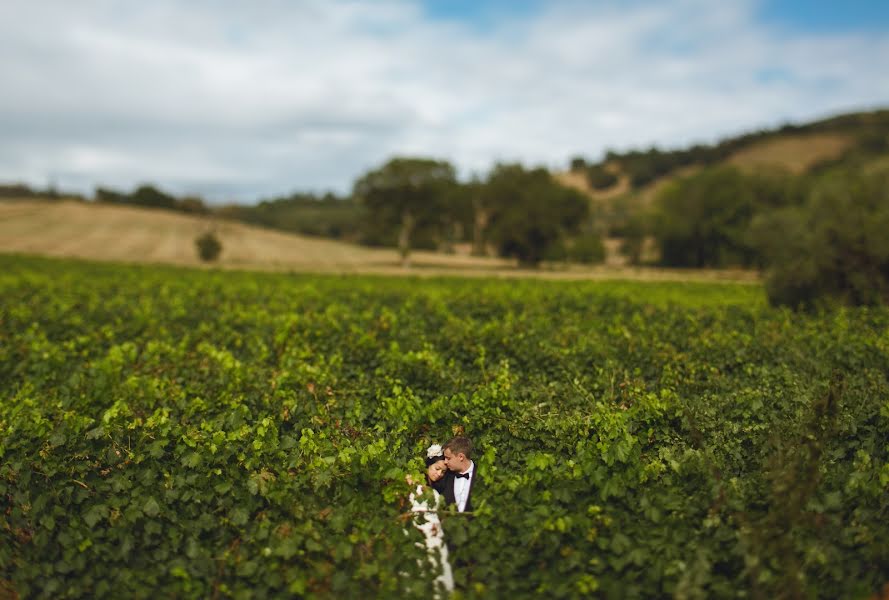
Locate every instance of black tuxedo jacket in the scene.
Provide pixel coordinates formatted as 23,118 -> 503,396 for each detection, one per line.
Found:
433,463 -> 480,513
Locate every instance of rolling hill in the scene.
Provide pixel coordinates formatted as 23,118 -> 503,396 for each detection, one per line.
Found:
2,108 -> 885,276
0,199 -> 759,281
557,109 -> 889,204
0,200 -> 507,273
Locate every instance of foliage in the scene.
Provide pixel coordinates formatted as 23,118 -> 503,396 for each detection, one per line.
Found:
95,185 -> 208,215
585,166 -> 618,190
752,168 -> 889,307
177,197 -> 210,215
653,167 -> 758,268
130,185 -> 178,211
0,183 -> 82,201
219,193 -> 362,241
652,166 -> 802,269
353,157 -> 457,264
1,255 -> 888,598
484,164 -> 590,266
195,232 -> 223,262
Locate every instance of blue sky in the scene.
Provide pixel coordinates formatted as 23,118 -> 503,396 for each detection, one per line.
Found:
422,0 -> 889,33
421,0 -> 542,29
0,0 -> 887,201
757,0 -> 889,32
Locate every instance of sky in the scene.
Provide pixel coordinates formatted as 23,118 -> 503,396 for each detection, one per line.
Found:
0,0 -> 887,203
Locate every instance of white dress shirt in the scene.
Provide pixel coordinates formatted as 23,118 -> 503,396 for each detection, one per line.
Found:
453,461 -> 474,513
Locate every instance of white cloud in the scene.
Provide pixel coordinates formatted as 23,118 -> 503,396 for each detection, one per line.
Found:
0,0 -> 886,201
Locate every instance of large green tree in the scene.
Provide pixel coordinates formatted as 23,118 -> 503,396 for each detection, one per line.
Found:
352,157 -> 456,266
753,168 -> 889,307
654,167 -> 757,268
484,164 -> 591,267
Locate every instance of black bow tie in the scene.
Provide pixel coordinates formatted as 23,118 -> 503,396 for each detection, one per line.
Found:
455,472 -> 470,479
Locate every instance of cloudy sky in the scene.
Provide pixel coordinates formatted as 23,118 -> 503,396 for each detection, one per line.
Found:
1,0 -> 888,202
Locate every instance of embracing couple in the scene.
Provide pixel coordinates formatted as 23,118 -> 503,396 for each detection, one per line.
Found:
408,436 -> 478,596
424,436 -> 478,513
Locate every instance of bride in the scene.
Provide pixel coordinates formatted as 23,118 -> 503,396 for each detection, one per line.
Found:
407,443 -> 454,595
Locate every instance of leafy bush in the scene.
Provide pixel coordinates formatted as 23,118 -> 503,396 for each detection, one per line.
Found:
195,231 -> 222,262
753,168 -> 889,307
585,165 -> 618,190
569,157 -> 587,172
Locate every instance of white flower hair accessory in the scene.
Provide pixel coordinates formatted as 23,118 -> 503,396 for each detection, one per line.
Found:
426,444 -> 443,459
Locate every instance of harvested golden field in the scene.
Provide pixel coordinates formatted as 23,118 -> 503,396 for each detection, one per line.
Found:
0,200 -> 758,282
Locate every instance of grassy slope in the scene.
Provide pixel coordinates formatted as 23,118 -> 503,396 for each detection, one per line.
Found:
0,199 -> 758,282
0,200 -> 507,271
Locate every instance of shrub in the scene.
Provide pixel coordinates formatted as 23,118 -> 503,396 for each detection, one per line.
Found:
753,168 -> 889,307
195,231 -> 222,262
585,165 -> 618,190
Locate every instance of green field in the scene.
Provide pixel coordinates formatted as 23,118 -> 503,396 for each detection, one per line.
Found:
1,255 -> 887,598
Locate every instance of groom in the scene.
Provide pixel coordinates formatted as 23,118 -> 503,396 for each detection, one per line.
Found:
437,436 -> 478,513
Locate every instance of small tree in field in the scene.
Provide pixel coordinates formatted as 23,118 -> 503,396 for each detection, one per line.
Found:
195,231 -> 222,262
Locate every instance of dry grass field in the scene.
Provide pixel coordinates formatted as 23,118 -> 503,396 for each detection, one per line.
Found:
0,200 -> 758,282
554,168 -> 632,201
728,133 -> 852,174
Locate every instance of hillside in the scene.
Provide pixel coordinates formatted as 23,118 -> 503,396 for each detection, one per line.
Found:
555,108 -> 889,266
0,199 -> 760,281
559,108 -> 889,204
0,200 -> 510,274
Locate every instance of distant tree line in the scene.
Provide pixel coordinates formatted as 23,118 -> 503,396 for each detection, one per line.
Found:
217,193 -> 364,240
352,158 -> 601,267
95,184 -> 209,214
0,183 -> 85,201
0,181 -> 212,214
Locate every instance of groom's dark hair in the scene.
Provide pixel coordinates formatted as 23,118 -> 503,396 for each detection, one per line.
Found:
444,436 -> 473,459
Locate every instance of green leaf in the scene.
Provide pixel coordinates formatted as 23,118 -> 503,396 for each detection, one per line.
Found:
84,504 -> 108,528
143,497 -> 161,518
231,507 -> 249,526
182,452 -> 201,468
149,440 -> 167,459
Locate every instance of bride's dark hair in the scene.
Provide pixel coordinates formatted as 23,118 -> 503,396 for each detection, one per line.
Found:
424,444 -> 446,486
